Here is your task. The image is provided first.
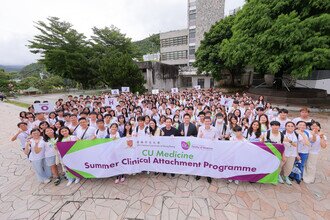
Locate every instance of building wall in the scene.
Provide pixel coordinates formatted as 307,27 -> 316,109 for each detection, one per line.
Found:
160,29 -> 189,66
296,79 -> 330,94
194,0 -> 225,48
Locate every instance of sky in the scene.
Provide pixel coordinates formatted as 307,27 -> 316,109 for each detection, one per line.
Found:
0,0 -> 245,66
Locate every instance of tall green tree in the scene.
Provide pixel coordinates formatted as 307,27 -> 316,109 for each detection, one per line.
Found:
194,15 -> 244,85
221,0 -> 330,83
90,27 -> 145,92
28,17 -> 96,89
0,69 -> 14,94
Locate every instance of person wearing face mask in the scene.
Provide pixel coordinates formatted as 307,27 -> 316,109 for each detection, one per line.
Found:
268,107 -> 280,121
272,109 -> 290,132
212,113 -> 227,140
172,115 -> 181,129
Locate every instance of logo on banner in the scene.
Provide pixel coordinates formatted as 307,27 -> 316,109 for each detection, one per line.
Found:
181,141 -> 191,150
121,87 -> 130,93
171,88 -> 179,93
111,89 -> 120,95
105,97 -> 118,108
33,103 -> 54,113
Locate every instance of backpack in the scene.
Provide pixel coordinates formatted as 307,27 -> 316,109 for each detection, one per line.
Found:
135,126 -> 149,134
266,130 -> 284,143
96,128 -> 110,136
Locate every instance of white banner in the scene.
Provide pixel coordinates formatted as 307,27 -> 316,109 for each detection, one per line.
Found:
171,88 -> 179,93
121,87 -> 130,93
105,97 -> 118,108
33,103 -> 54,113
58,137 -> 283,183
152,89 -> 159,95
194,85 -> 201,90
111,89 -> 120,95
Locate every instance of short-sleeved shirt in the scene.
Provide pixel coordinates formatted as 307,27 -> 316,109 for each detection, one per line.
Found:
28,138 -> 46,161
17,131 -> 29,149
309,134 -> 327,155
76,126 -> 96,140
198,126 -> 218,140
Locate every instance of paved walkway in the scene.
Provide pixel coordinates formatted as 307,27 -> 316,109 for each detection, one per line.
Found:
0,102 -> 329,219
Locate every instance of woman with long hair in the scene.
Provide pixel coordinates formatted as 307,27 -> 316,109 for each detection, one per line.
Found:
57,126 -> 79,186
245,120 -> 262,142
43,127 -> 61,185
304,122 -> 327,183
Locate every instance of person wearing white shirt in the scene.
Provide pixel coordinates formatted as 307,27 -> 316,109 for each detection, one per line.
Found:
88,112 -> 98,128
304,122 -> 327,183
68,114 -> 80,135
292,107 -> 312,126
272,109 -> 291,132
76,118 -> 96,140
24,128 -> 51,184
296,121 -> 311,179
279,122 -> 302,185
43,127 -> 61,186
196,116 -> 217,183
95,119 -> 109,139
11,122 -> 30,150
32,112 -> 46,128
132,116 -> 149,137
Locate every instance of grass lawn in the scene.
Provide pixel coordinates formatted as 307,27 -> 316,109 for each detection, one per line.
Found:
4,100 -> 30,109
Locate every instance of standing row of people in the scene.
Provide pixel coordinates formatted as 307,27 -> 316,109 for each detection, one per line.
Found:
11,90 -> 327,186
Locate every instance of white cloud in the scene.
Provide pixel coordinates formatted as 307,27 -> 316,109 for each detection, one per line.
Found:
0,0 -> 244,65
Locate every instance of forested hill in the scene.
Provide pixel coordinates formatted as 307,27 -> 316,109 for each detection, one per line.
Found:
133,34 -> 160,58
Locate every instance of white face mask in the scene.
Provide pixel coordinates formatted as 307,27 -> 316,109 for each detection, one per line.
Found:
273,111 -> 278,116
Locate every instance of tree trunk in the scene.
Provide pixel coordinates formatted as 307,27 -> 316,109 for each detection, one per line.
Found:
274,71 -> 284,89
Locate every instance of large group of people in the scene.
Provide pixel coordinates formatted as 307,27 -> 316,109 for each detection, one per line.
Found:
11,89 -> 327,186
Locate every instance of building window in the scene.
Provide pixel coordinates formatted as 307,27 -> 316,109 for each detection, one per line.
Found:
160,36 -> 188,48
197,78 -> 205,88
161,50 -> 188,61
189,29 -> 196,39
210,78 -> 214,88
182,77 -> 192,87
189,9 -> 196,20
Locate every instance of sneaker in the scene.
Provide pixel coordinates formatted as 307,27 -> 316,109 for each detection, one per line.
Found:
278,175 -> 284,184
207,177 -> 212,184
147,171 -> 150,175
74,178 -> 80,184
115,178 -> 119,184
154,172 -> 159,175
54,177 -> 61,186
66,180 -> 73,186
120,177 -> 125,182
195,176 -> 201,181
284,176 -> 292,185
43,179 -> 51,184
171,173 -> 175,177
234,180 -> 239,185
228,179 -> 233,183
163,173 -> 166,176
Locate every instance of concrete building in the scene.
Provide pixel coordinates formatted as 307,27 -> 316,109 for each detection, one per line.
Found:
159,0 -> 225,89
137,61 -> 179,92
159,29 -> 189,67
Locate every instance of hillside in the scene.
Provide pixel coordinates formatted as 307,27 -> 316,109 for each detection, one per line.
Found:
133,34 -> 160,58
0,65 -> 24,72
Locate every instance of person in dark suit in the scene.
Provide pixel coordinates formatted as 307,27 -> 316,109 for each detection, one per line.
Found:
178,113 -> 198,137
